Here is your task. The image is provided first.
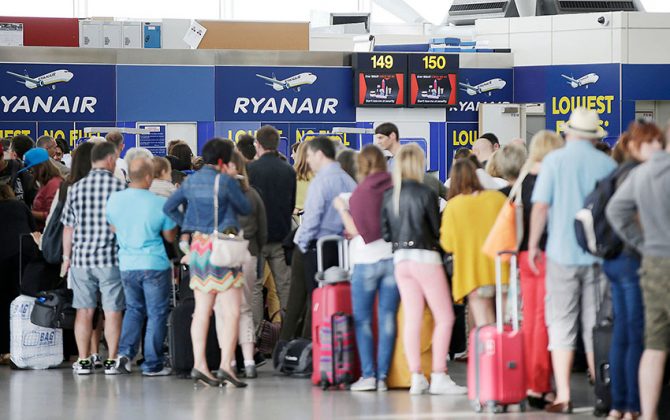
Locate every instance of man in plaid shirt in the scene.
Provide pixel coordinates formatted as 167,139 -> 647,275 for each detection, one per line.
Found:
61,141 -> 126,375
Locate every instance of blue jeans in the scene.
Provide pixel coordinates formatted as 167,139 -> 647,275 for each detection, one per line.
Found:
603,254 -> 643,413
351,259 -> 400,380
118,269 -> 171,373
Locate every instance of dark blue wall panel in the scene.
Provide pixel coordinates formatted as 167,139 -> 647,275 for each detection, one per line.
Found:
117,65 -> 215,121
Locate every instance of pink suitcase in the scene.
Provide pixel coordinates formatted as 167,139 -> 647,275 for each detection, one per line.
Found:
310,236 -> 359,387
467,251 -> 527,413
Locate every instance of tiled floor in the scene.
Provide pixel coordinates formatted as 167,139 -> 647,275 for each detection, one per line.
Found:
0,362 -> 597,420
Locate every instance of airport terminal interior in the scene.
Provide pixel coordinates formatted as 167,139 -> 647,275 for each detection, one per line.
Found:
2,0 -> 670,419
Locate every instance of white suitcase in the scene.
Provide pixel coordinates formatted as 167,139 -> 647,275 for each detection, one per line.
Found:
10,295 -> 63,369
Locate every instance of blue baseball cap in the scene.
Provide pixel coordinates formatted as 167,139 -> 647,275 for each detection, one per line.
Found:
18,148 -> 49,174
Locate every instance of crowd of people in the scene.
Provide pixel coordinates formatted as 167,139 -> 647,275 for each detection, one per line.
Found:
0,106 -> 669,419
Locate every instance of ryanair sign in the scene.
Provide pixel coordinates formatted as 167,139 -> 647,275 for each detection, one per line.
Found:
216,66 -> 355,122
0,64 -> 116,121
447,68 -> 514,122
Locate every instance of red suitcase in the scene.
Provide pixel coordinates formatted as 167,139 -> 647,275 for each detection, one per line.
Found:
467,251 -> 527,413
310,235 -> 358,387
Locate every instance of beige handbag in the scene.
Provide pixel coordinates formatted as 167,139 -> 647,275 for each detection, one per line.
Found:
208,174 -> 250,268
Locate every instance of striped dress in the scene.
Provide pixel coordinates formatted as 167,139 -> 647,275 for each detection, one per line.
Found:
189,233 -> 244,293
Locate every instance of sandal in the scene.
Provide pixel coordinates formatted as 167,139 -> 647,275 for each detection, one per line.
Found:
527,392 -> 555,410
623,412 -> 640,420
606,410 -> 624,420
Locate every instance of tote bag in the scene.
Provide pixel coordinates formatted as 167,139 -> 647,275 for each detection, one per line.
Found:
481,171 -> 526,262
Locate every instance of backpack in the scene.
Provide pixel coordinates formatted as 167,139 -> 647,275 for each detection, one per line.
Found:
273,338 -> 313,377
41,198 -> 65,264
574,168 -> 625,259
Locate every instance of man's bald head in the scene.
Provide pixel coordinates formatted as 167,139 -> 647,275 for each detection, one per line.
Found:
128,156 -> 154,188
472,138 -> 495,164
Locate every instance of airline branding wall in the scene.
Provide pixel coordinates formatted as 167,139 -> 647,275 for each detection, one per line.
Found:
445,68 -> 514,175
0,63 -> 116,144
214,65 -> 356,157
515,63 -> 621,145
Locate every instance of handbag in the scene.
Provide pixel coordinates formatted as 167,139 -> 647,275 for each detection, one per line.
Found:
30,288 -> 76,330
256,310 -> 282,356
208,173 -> 250,268
481,170 -> 527,262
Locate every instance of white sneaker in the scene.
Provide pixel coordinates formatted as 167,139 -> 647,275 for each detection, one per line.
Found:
350,377 -> 377,392
377,380 -> 388,392
91,353 -> 104,370
73,358 -> 93,375
429,373 -> 467,395
409,373 -> 429,395
116,356 -> 132,374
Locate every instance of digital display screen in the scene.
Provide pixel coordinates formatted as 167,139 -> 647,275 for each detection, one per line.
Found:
408,54 -> 459,107
353,53 -> 407,107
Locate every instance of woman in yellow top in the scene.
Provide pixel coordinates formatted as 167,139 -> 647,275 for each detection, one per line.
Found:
440,158 -> 508,327
291,142 -> 312,215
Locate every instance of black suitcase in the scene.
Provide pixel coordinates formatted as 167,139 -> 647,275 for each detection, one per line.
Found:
593,322 -> 613,416
168,299 -> 221,378
593,269 -> 613,417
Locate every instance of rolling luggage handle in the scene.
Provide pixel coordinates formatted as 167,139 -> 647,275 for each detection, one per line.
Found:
315,235 -> 349,286
473,250 -> 522,413
495,251 -> 519,333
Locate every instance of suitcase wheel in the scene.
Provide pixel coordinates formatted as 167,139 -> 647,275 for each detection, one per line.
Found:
320,372 -> 330,390
519,401 -> 527,413
487,401 -> 504,414
470,401 -> 483,413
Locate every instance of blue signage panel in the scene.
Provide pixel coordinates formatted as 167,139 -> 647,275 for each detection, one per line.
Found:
214,122 -> 262,141
0,63 -> 115,122
448,68 -> 514,122
37,122 -> 74,142
545,64 -> 620,136
622,64 -> 670,101
138,124 -> 167,156
0,122 -> 37,139
288,123 -> 358,148
513,66 -> 548,104
117,66 -> 215,122
445,121 -> 479,175
197,121 -> 215,155
215,66 -> 355,122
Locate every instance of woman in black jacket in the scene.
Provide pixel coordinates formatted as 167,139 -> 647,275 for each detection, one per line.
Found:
381,143 -> 465,396
0,184 -> 36,361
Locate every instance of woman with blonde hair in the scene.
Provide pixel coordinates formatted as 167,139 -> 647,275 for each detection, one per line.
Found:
440,159 -> 507,327
381,143 -> 465,396
516,129 -> 564,408
334,145 -> 397,392
277,141 -> 314,343
292,141 -> 312,215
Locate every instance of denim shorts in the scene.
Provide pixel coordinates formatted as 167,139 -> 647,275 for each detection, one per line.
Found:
70,266 -> 125,312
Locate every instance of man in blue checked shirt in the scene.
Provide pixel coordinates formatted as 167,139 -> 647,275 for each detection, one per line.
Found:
294,136 -> 356,293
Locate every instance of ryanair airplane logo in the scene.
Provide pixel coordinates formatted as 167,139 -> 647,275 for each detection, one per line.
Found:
2,69 -> 98,114
256,72 -> 317,92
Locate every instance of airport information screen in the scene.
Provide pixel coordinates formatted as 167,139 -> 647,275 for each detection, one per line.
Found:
407,53 -> 459,107
353,53 -> 407,107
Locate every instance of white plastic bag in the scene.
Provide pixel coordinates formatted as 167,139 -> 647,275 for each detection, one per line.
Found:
10,295 -> 63,369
